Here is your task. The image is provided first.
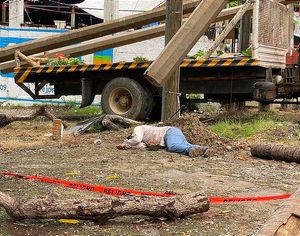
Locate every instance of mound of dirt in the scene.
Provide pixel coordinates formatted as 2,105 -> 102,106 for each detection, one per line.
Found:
164,114 -> 226,153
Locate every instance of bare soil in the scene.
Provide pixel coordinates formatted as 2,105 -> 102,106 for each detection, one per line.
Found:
1,108 -> 300,236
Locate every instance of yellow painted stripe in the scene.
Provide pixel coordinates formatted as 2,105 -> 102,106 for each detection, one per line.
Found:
251,60 -> 258,66
92,65 -> 100,71
36,67 -> 44,73
14,68 -> 21,74
129,62 -> 138,69
103,64 -> 112,70
17,68 -> 32,83
80,65 -> 89,72
115,62 -> 125,70
208,60 -> 220,67
221,59 -> 234,66
46,67 -> 55,73
68,65 -> 78,72
236,58 -> 250,66
141,62 -> 151,68
57,66 -> 66,73
181,60 -> 191,67
193,60 -> 205,67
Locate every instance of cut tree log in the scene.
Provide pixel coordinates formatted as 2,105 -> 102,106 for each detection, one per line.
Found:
15,50 -> 39,67
144,0 -> 228,86
0,106 -> 66,128
250,143 -> 300,164
0,191 -> 209,221
256,187 -> 300,236
201,0 -> 254,60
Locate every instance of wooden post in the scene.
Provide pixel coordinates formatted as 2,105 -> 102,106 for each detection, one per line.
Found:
144,0 -> 228,87
201,0 -> 254,60
1,3 -> 6,23
161,0 -> 183,121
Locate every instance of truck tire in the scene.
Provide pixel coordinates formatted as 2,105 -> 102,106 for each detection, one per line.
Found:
101,77 -> 153,120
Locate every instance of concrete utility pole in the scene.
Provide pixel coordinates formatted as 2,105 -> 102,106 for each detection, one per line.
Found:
9,0 -> 24,27
144,0 -> 228,87
1,3 -> 6,23
71,6 -> 76,29
161,0 -> 183,121
104,0 -> 119,64
239,0 -> 251,51
104,0 -> 119,22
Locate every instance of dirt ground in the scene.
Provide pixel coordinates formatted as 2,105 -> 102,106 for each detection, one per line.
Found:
1,107 -> 300,236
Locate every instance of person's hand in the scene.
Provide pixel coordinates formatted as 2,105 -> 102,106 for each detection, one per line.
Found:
117,144 -> 126,150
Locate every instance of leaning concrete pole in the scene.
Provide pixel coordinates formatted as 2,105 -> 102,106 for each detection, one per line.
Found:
144,0 -> 228,87
161,0 -> 183,121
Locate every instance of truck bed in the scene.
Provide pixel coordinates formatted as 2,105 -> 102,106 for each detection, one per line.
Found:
14,57 -> 258,84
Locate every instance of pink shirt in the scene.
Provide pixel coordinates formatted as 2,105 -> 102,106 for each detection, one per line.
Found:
123,125 -> 171,149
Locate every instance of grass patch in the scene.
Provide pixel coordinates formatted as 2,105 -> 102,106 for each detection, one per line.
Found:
209,111 -> 294,140
68,105 -> 102,115
210,118 -> 277,139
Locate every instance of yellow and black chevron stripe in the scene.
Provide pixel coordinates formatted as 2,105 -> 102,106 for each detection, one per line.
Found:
14,58 -> 258,83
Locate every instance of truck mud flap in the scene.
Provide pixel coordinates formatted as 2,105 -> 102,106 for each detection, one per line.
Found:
80,78 -> 96,108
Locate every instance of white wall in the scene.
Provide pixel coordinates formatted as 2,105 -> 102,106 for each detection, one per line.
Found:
114,35 -> 213,62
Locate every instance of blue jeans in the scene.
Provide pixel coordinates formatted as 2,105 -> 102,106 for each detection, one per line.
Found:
164,127 -> 203,155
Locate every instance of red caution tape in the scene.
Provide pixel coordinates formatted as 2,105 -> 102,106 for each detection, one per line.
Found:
209,194 -> 292,204
0,171 -> 292,204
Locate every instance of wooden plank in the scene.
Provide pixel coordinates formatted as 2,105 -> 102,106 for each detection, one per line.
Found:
0,0 -> 200,63
202,0 -> 254,60
256,187 -> 300,236
161,0 -> 183,121
144,0 -> 228,87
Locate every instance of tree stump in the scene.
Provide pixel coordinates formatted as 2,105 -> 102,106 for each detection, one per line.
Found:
0,191 -> 209,221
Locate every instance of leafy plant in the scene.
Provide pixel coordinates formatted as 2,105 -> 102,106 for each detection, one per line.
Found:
216,50 -> 224,56
192,50 -> 205,59
241,48 -> 252,57
46,57 -> 85,66
228,0 -> 243,7
133,56 -> 149,62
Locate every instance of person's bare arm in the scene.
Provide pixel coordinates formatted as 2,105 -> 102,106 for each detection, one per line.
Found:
117,126 -> 144,150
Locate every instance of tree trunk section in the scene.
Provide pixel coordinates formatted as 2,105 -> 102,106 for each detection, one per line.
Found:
256,187 -> 300,236
0,106 -> 65,128
250,143 -> 300,164
0,191 -> 209,221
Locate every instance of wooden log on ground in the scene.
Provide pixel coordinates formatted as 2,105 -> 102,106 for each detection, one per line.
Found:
144,0 -> 228,87
0,191 -> 209,221
256,187 -> 300,236
101,114 -> 143,131
250,143 -> 300,163
0,107 -> 65,128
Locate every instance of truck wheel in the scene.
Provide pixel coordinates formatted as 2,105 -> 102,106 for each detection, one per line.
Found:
101,77 -> 153,120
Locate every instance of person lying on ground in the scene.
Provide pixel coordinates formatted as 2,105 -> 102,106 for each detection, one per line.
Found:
117,125 -> 210,158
